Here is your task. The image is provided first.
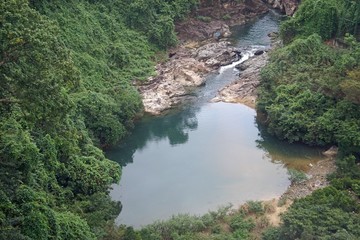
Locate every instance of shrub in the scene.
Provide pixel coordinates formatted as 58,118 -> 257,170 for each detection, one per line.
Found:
287,169 -> 308,184
222,14 -> 231,20
246,201 -> 264,215
197,15 -> 212,22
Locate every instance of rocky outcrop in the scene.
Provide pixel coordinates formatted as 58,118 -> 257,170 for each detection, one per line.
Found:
212,53 -> 268,108
263,0 -> 299,16
322,146 -> 338,158
176,21 -> 232,42
176,0 -> 269,42
139,42 -> 241,114
139,0 -> 272,115
193,41 -> 241,68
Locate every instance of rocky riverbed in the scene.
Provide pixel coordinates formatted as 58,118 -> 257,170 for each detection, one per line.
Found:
211,32 -> 280,108
262,0 -> 300,16
137,0 -> 279,115
138,41 -> 241,114
212,52 -> 268,108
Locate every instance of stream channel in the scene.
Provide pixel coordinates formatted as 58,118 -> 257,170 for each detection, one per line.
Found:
107,11 -> 325,228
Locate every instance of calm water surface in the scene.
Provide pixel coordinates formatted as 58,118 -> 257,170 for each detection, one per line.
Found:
108,11 -> 325,228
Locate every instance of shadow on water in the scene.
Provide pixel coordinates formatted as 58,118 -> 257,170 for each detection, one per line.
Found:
230,9 -> 286,48
106,10 -> 326,228
106,106 -> 200,166
255,119 -> 326,172
106,10 -> 286,167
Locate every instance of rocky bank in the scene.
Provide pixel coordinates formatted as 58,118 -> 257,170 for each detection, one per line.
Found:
211,31 -> 280,108
138,0 -> 272,115
139,41 -> 241,114
262,0 -> 300,16
138,0 -> 302,115
212,52 -> 268,108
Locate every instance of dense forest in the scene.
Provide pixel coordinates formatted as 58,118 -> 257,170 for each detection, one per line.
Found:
258,0 -> 360,238
1,0 -> 360,239
0,0 -> 197,239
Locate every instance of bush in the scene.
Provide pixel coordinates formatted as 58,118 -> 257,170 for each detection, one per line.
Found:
280,0 -> 360,42
246,201 -> 264,215
274,187 -> 360,239
262,227 -> 281,240
197,15 -> 212,22
222,14 -> 231,20
287,169 -> 308,184
229,215 -> 255,232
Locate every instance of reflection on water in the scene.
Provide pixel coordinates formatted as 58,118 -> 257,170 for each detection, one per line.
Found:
110,107 -> 199,167
107,10 -> 324,228
107,103 -> 326,228
256,122 -> 326,172
230,10 -> 286,48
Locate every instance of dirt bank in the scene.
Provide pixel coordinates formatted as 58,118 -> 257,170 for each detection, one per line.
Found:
263,149 -> 337,229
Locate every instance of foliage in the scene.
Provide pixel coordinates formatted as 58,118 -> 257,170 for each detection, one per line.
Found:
287,169 -> 308,184
197,15 -> 212,22
245,200 -> 264,215
267,187 -> 360,239
258,33 -> 360,150
123,0 -> 198,48
222,14 -> 231,20
258,1 -> 360,239
280,0 -> 360,43
1,0 -> 198,239
112,204 -> 260,240
341,67 -> 360,104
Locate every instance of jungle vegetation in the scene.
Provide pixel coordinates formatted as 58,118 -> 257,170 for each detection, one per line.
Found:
258,0 -> 360,239
108,0 -> 360,239
0,0 -> 198,239
2,0 -> 360,239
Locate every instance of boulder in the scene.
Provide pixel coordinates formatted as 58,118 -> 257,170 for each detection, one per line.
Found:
235,63 -> 248,71
139,46 -> 211,115
213,53 -> 269,108
322,146 -> 338,158
194,41 -> 239,68
263,0 -> 299,16
254,50 -> 264,55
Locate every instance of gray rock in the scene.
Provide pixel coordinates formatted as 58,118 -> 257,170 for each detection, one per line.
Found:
235,63 -> 248,71
254,50 -> 264,56
322,146 -> 338,158
263,0 -> 299,16
213,53 -> 269,108
194,42 -> 239,68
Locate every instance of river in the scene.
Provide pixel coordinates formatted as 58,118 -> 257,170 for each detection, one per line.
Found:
107,11 -> 325,228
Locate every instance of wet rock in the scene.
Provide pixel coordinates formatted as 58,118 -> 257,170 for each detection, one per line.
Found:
254,49 -> 264,55
213,24 -> 231,40
139,46 -> 211,115
168,52 -> 176,58
322,146 -> 338,158
141,41 -> 245,114
194,41 -> 240,68
176,0 -> 269,41
233,49 -> 242,57
235,63 -> 248,71
213,53 -> 269,108
139,0 -> 272,115
177,21 -> 233,42
268,31 -> 279,39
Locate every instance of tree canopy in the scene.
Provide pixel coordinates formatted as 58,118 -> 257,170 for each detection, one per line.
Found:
258,0 -> 360,239
0,0 -> 198,239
